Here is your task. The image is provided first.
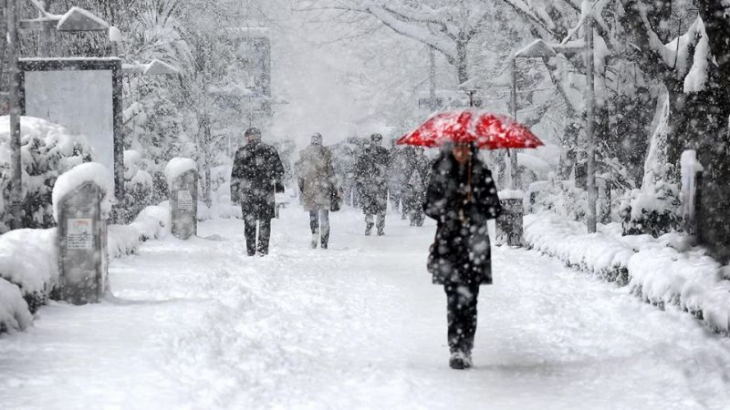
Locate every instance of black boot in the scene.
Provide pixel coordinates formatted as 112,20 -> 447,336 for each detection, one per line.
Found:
449,351 -> 468,370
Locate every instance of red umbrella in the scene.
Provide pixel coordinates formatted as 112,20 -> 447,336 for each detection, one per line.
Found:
396,110 -> 543,149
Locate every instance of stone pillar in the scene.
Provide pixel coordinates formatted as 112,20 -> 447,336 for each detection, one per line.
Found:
496,191 -> 525,247
170,169 -> 198,239
56,182 -> 108,304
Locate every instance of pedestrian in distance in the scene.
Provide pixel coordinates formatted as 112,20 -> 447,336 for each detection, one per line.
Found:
404,147 -> 430,227
231,127 -> 285,256
354,133 -> 390,236
296,133 -> 340,249
423,142 -> 502,370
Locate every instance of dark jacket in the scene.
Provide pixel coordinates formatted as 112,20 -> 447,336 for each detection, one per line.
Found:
354,143 -> 390,214
231,140 -> 285,220
424,151 -> 502,285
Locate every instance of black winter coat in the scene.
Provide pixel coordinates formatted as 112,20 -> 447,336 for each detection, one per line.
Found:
424,153 -> 502,285
354,144 -> 390,214
231,140 -> 285,220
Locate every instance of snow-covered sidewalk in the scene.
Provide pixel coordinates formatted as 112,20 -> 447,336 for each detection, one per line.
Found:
1,207 -> 730,409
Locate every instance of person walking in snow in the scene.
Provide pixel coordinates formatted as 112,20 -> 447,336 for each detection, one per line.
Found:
231,127 -> 285,256
404,147 -> 431,227
296,133 -> 339,249
387,139 -> 408,219
354,133 -> 390,236
424,142 -> 502,370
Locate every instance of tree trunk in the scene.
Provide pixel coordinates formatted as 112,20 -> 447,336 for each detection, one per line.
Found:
456,39 -> 469,86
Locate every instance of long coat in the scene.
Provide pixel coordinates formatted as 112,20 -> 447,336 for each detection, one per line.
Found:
231,140 -> 285,220
354,144 -> 390,214
424,152 -> 502,285
296,144 -> 337,211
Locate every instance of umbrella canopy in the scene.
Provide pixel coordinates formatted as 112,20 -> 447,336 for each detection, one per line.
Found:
397,110 -> 543,150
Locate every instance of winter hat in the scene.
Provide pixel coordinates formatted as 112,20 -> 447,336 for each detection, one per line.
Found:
245,127 -> 262,140
311,133 -> 323,145
370,133 -> 383,143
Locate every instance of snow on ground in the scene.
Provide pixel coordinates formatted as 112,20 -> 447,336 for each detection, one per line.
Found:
1,206 -> 730,409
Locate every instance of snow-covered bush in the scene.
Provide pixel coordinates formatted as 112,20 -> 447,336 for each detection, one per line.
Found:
0,228 -> 58,313
527,175 -> 588,221
123,150 -> 154,222
0,278 -> 33,333
0,116 -> 93,233
108,204 -> 169,257
619,169 -> 681,237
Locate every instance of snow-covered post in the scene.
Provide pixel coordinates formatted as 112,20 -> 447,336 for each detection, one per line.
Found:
53,163 -> 113,305
165,158 -> 198,240
681,150 -> 704,237
496,190 -> 525,247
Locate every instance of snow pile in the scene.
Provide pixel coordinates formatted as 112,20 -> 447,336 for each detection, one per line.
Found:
498,189 -> 525,200
0,116 -> 93,233
165,157 -> 197,187
108,204 -> 169,258
52,162 -> 114,222
0,228 -> 58,312
525,212 -> 730,334
524,213 -> 634,283
0,278 -> 33,333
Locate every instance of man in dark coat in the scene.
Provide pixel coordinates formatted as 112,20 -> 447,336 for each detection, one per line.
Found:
424,142 -> 502,370
354,133 -> 390,236
231,127 -> 285,256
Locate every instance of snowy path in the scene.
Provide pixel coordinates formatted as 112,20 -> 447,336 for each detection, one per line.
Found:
1,207 -> 730,409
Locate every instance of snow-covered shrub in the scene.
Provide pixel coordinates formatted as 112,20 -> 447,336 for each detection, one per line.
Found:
619,169 -> 681,237
108,204 -> 169,257
529,175 -> 588,221
0,228 -> 58,313
0,116 -> 93,233
123,150 -> 154,222
0,278 -> 33,333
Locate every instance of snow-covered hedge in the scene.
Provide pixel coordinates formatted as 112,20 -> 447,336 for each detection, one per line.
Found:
525,212 -> 730,334
0,116 -> 93,233
525,214 -> 634,284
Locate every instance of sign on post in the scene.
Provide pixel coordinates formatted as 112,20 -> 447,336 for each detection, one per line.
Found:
57,182 -> 108,304
170,170 -> 198,240
19,58 -> 125,208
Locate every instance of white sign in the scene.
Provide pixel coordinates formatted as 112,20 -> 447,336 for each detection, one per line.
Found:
67,219 -> 93,250
25,70 -> 115,188
178,190 -> 193,211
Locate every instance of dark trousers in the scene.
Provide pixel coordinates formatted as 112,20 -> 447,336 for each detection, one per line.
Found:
445,283 -> 480,354
309,209 -> 330,247
244,215 -> 271,256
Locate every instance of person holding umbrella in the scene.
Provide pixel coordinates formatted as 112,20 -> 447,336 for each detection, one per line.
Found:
398,110 -> 543,370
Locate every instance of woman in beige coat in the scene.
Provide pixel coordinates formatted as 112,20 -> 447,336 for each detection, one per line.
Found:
296,133 -> 339,249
